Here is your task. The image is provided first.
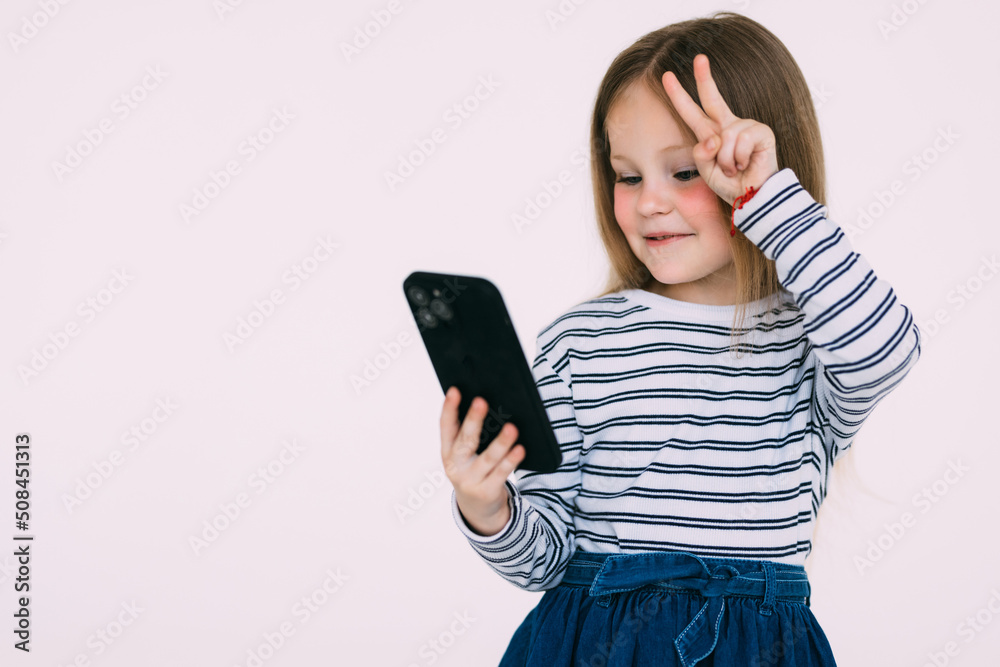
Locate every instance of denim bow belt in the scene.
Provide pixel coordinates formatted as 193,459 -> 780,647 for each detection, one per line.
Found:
559,550 -> 812,667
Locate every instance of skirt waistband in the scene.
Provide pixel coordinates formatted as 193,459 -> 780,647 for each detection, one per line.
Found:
558,550 -> 811,667
560,549 -> 811,606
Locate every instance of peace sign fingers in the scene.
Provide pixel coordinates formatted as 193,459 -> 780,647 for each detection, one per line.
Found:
661,53 -> 737,143
659,53 -> 780,205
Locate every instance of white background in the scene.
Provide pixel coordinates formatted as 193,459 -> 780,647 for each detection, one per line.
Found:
1,0 -> 998,665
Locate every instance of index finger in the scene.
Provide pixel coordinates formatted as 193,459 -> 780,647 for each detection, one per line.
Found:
661,69 -> 713,142
661,54 -> 735,140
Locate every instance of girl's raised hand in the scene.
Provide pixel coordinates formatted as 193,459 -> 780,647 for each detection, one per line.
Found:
662,53 -> 779,206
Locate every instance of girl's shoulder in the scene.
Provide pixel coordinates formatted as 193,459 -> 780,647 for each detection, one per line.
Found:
538,290 -> 633,337
535,289 -> 638,357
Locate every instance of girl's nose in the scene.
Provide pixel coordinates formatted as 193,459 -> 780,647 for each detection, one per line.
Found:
636,181 -> 673,217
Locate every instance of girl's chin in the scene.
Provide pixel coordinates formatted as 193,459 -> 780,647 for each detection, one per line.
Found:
645,274 -> 690,289
644,263 -> 690,281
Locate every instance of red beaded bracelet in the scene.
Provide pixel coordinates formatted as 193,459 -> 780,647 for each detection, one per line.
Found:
730,185 -> 758,237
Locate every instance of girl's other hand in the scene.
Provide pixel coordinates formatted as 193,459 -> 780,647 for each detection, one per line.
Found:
440,386 -> 525,537
662,53 -> 779,204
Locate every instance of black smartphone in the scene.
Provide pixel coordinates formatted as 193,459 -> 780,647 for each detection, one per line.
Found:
403,271 -> 562,474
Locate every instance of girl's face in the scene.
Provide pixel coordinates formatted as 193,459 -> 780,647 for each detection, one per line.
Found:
607,81 -> 737,306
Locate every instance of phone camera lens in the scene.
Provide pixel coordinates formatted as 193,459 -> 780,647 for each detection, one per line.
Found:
417,307 -> 437,329
430,299 -> 453,320
407,286 -> 430,306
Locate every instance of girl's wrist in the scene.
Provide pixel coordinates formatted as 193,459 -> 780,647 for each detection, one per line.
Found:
465,504 -> 511,537
728,168 -> 780,236
456,490 -> 511,537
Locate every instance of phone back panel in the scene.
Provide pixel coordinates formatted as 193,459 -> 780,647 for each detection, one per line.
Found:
403,271 -> 562,474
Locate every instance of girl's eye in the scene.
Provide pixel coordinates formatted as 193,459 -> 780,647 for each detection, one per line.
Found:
614,170 -> 698,186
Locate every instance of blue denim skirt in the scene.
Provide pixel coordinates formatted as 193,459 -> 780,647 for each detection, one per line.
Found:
498,549 -> 838,666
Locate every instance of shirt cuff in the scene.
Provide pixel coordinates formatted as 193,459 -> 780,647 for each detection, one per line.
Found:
451,479 -> 519,544
732,167 -> 822,244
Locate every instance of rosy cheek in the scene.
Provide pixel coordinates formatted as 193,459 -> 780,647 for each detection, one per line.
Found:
613,186 -> 632,228
687,182 -> 721,209
669,183 -> 721,222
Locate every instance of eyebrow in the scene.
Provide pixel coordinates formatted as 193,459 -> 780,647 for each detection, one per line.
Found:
610,145 -> 691,161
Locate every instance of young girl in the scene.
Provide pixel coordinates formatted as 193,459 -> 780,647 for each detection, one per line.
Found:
439,11 -> 921,666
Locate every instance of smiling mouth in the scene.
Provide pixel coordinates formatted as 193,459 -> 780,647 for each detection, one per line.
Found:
645,234 -> 693,245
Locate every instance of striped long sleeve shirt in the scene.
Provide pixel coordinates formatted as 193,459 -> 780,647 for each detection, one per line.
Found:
449,167 -> 922,590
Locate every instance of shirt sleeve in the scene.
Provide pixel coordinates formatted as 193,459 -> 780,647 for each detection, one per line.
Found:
449,336 -> 584,591
733,168 -> 922,465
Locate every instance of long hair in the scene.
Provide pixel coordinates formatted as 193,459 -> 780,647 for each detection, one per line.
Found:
585,11 -> 870,567
588,10 -> 825,355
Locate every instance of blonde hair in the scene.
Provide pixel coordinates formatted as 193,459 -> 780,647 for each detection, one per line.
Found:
587,10 -> 825,355
582,11 -> 873,568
